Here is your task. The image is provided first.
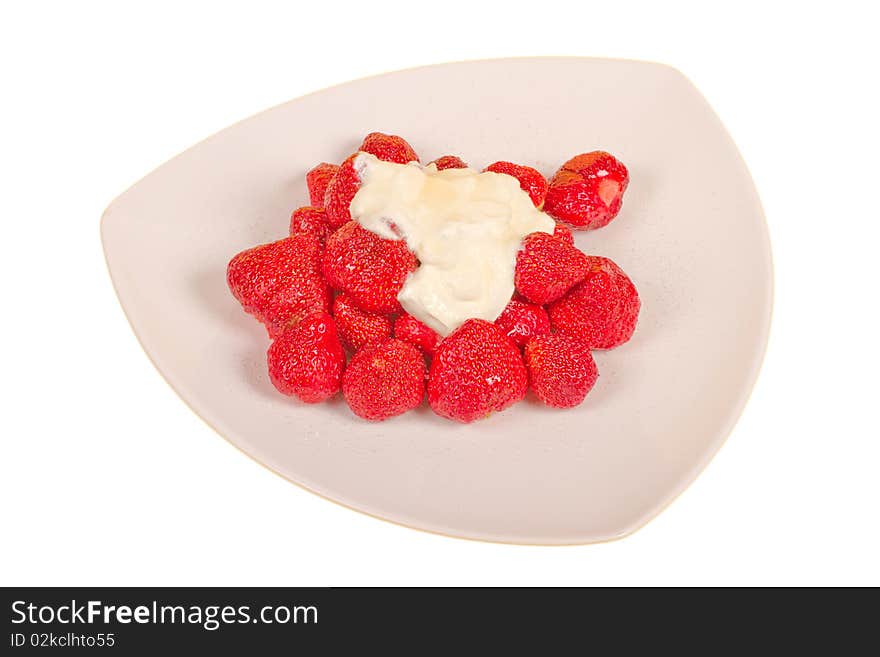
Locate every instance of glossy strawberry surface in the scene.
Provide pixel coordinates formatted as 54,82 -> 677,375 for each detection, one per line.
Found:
525,334 -> 598,408
547,256 -> 640,349
322,221 -> 418,314
227,234 -> 330,338
485,161 -> 548,208
332,291 -> 393,351
428,319 -> 528,423
494,299 -> 550,348
359,132 -> 419,164
306,162 -> 339,207
343,339 -> 427,421
544,151 -> 629,230
267,312 -> 345,402
514,231 -> 588,305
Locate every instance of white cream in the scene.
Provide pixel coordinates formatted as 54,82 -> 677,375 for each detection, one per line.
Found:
349,153 -> 555,336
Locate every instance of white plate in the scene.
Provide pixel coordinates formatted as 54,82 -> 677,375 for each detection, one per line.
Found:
102,57 -> 772,544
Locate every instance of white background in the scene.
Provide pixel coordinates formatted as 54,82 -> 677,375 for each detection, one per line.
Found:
2,1 -> 878,586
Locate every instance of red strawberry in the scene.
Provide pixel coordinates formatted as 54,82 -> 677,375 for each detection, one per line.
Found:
359,132 -> 419,164
514,231 -> 588,305
322,221 -> 418,314
289,206 -> 331,242
227,234 -> 330,338
494,299 -> 550,348
306,162 -> 339,207
394,313 -> 440,357
267,312 -> 345,403
524,334 -> 598,408
332,291 -> 393,351
428,319 -> 528,423
544,151 -> 629,230
547,256 -> 640,349
553,224 -> 574,246
342,339 -> 426,421
323,154 -> 360,229
429,155 -> 468,170
485,161 -> 548,208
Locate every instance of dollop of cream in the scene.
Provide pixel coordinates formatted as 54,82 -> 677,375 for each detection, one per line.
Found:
349,153 -> 555,336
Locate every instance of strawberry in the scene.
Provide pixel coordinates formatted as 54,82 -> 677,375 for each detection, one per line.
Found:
267,312 -> 345,403
544,151 -> 629,230
429,155 -> 468,170
485,161 -> 549,208
359,132 -> 419,164
394,313 -> 440,357
514,231 -> 588,305
322,221 -> 418,314
342,339 -> 427,421
227,234 -> 330,338
332,291 -> 393,351
428,319 -> 528,423
495,299 -> 550,348
323,154 -> 360,229
553,224 -> 574,246
524,334 -> 598,408
289,206 -> 331,242
306,162 -> 339,207
547,256 -> 640,349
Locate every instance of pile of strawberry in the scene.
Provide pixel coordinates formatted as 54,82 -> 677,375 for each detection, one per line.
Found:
227,132 -> 640,423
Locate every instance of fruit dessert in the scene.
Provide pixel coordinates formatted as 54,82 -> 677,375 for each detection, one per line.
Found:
227,132 -> 639,423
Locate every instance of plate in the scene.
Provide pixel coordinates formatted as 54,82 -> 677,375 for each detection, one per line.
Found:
102,57 -> 772,544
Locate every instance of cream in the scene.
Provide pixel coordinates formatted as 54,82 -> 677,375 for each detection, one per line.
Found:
349,153 -> 554,336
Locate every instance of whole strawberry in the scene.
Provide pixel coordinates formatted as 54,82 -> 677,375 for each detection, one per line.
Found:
227,234 -> 330,338
428,155 -> 468,170
524,334 -> 598,408
267,312 -> 345,403
394,313 -> 440,357
544,151 -> 629,230
428,319 -> 528,423
485,161 -> 548,208
495,299 -> 550,348
333,291 -> 393,351
306,162 -> 339,207
322,221 -> 418,314
323,154 -> 360,229
342,339 -> 427,421
514,231 -> 588,305
359,132 -> 419,164
547,256 -> 640,349
289,206 -> 331,242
